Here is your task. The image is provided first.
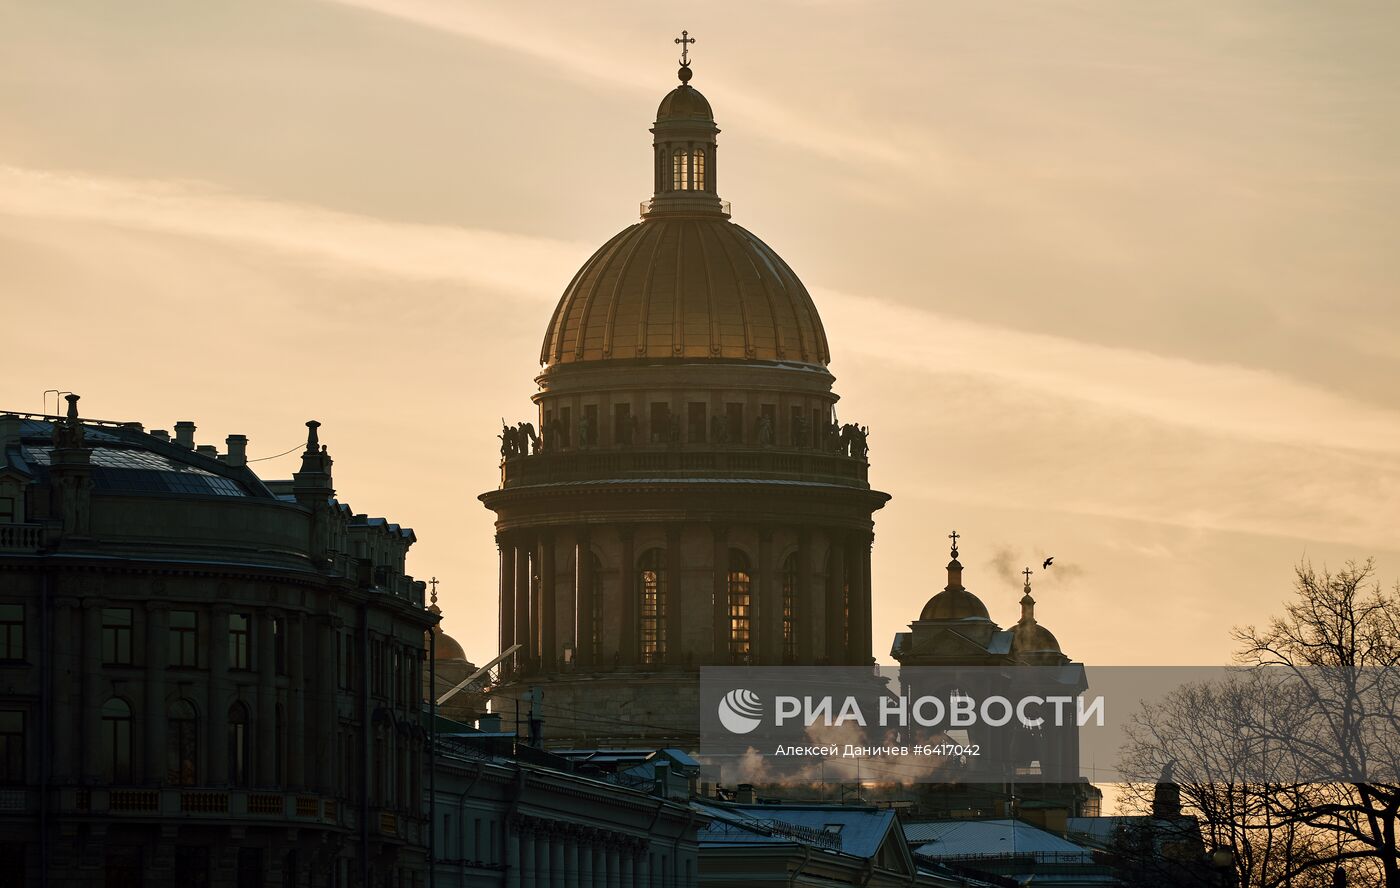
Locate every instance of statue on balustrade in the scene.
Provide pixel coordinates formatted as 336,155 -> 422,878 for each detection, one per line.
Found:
755,415 -> 774,447
711,414 -> 730,444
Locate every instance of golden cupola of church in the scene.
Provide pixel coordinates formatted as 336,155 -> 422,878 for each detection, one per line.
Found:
483,37 -> 890,746
540,51 -> 829,368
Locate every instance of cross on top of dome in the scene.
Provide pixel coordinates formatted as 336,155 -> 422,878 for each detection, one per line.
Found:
675,30 -> 695,66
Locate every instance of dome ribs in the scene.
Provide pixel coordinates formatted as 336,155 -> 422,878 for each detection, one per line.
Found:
541,219 -> 829,368
634,223 -> 666,357
600,225 -> 654,359
710,222 -> 759,359
729,225 -> 787,361
546,226 -> 634,364
763,228 -> 830,364
692,221 -> 725,357
577,226 -> 637,361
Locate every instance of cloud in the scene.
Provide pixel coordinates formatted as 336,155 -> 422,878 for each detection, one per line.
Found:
818,286 -> 1400,457
0,165 -> 586,299
316,0 -> 911,170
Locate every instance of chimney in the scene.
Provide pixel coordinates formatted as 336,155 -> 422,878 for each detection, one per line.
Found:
196,444 -> 218,459
476,713 -> 503,733
225,434 -> 248,468
174,421 -> 196,449
737,783 -> 756,804
150,430 -> 170,443
654,760 -> 671,798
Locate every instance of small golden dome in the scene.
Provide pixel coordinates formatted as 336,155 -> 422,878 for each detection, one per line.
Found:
656,84 -> 713,122
433,627 -> 468,662
540,218 -> 830,366
918,586 -> 992,622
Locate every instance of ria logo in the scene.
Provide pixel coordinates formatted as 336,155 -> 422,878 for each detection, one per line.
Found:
717,688 -> 765,734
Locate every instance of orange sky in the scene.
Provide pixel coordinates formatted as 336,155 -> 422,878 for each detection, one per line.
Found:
4,0 -> 1399,670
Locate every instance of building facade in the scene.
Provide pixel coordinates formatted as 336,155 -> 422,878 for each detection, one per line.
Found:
481,54 -> 890,746
0,397 -> 434,887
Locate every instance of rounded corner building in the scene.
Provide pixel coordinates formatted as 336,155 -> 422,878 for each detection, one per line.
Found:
481,55 -> 891,746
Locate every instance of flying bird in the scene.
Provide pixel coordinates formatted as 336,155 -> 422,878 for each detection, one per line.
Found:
1042,556 -> 1054,569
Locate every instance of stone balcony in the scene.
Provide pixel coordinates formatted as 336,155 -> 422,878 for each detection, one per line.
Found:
48,787 -> 349,827
0,523 -> 44,553
499,445 -> 869,489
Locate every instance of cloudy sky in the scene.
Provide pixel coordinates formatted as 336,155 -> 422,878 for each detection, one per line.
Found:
4,0 -> 1398,669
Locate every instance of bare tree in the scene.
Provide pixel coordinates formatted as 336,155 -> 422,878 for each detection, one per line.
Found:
1234,560 -> 1400,887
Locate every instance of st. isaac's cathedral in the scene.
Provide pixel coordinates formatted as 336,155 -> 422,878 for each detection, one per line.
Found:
479,41 -> 1086,807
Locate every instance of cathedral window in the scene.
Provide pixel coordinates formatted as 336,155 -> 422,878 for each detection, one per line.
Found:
727,549 -> 752,662
638,548 -> 668,665
672,149 -> 691,191
0,711 -> 22,785
694,148 -> 706,190
228,613 -> 250,670
101,608 -> 133,665
101,698 -> 133,783
168,610 -> 197,668
782,553 -> 799,663
227,702 -> 250,786
0,604 -> 22,661
167,700 -> 198,785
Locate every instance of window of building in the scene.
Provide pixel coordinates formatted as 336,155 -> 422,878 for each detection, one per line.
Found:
638,548 -> 668,665
672,149 -> 691,191
272,617 -> 286,675
613,402 -> 635,445
649,403 -> 671,444
169,610 -> 197,668
274,705 -> 285,785
725,403 -> 745,444
228,613 -> 250,670
0,711 -> 23,784
102,698 -> 133,783
102,608 -> 133,665
167,699 -> 198,785
727,550 -> 752,662
782,553 -> 799,663
0,605 -> 22,661
694,148 -> 706,190
686,402 -> 706,443
227,702 -> 250,786
582,403 -> 598,447
0,497 -> 14,523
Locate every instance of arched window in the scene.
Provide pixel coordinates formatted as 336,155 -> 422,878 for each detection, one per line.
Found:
638,549 -> 668,665
672,149 -> 691,191
228,702 -> 250,787
167,699 -> 198,785
727,550 -> 752,663
694,149 -> 706,191
781,552 -> 799,664
101,698 -> 133,783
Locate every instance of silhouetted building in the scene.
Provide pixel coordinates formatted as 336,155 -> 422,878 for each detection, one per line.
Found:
482,50 -> 890,746
892,540 -> 1100,820
0,396 -> 433,887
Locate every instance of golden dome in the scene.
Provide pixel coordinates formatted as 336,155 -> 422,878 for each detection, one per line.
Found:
431,624 -> 468,661
918,587 -> 992,622
656,84 -> 713,122
917,558 -> 992,622
540,218 -> 830,366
